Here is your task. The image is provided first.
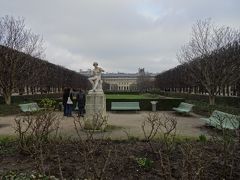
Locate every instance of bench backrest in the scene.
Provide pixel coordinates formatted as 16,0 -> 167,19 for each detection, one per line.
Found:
211,110 -> 240,129
111,102 -> 140,108
19,103 -> 40,112
178,102 -> 194,110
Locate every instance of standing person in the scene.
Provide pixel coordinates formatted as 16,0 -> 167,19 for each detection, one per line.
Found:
66,88 -> 73,117
77,89 -> 86,117
62,87 -> 69,116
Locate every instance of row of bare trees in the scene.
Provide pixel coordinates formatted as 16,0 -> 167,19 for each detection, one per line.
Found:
156,19 -> 240,105
0,15 -> 88,104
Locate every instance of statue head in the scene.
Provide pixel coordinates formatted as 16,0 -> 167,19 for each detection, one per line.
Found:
93,62 -> 98,67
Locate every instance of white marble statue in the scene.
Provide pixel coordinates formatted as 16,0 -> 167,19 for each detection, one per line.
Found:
88,62 -> 104,92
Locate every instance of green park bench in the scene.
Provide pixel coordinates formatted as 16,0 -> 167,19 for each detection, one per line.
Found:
172,102 -> 194,114
19,102 -> 43,112
111,102 -> 140,111
200,110 -> 240,130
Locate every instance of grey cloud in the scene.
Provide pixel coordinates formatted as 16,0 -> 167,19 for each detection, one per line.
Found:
1,0 -> 240,73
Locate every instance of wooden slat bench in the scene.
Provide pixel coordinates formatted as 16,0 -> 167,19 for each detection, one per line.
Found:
111,102 -> 140,111
200,110 -> 240,130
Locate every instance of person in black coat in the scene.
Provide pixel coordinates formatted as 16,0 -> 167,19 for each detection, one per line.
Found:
62,87 -> 69,116
77,89 -> 86,117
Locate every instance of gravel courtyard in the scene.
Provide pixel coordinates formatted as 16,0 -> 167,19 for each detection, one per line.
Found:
0,111 -> 209,139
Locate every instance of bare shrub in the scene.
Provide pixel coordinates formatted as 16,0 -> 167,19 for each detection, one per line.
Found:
73,113 -> 114,179
180,142 -> 205,179
83,112 -> 108,131
15,111 -> 60,153
141,112 -> 177,179
142,112 -> 177,151
73,112 -> 108,139
208,114 -> 239,178
123,129 -> 139,142
14,110 -> 60,174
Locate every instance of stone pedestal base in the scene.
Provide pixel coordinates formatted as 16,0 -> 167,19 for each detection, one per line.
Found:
84,91 -> 107,129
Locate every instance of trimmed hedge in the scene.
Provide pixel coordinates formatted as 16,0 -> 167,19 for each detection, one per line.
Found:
187,100 -> 240,116
104,91 -> 140,95
0,92 -> 185,112
52,93 -> 184,111
0,93 -> 62,104
106,94 -> 160,100
0,104 -> 21,116
153,91 -> 240,108
106,98 -> 184,111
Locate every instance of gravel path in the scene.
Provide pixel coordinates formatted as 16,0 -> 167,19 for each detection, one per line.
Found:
0,111 -> 208,139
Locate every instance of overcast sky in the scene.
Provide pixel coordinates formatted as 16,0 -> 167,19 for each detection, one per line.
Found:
1,0 -> 240,73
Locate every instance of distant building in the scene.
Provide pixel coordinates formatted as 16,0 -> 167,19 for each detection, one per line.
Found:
80,68 -> 156,91
103,72 -> 138,91
79,69 -> 92,77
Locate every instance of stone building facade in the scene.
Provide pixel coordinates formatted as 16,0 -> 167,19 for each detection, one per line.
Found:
80,68 -> 156,92
102,73 -> 138,91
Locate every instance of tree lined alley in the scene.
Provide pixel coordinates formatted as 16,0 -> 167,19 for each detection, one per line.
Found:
156,19 -> 240,105
0,16 -> 88,104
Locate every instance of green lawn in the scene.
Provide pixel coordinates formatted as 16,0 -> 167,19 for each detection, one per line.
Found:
106,94 -> 160,99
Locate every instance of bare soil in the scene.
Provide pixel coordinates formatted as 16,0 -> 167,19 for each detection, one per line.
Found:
1,140 -> 240,179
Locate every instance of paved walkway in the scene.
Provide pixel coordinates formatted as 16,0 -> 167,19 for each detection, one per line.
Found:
0,111 -> 208,139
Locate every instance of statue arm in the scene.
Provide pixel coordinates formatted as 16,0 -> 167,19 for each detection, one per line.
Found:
100,67 -> 104,72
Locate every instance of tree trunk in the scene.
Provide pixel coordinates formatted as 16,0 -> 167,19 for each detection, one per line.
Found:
4,93 -> 11,105
209,95 -> 215,105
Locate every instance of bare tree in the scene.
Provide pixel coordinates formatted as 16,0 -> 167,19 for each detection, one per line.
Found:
0,15 -> 44,104
178,19 -> 240,105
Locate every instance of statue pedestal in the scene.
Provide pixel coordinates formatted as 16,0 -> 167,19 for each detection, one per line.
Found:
84,91 -> 107,129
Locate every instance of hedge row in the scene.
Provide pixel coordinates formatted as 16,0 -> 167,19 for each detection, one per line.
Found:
106,98 -> 184,111
187,100 -> 240,116
0,93 -> 62,104
49,96 -> 184,111
151,91 -> 240,108
104,91 -> 140,95
0,91 -> 158,104
1,92 -> 185,112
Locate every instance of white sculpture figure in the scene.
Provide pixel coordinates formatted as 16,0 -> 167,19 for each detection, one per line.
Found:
88,62 -> 104,92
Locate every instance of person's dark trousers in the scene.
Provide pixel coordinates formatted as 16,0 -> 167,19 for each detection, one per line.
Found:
66,104 -> 73,116
78,106 -> 85,117
69,105 -> 73,116
63,104 -> 67,116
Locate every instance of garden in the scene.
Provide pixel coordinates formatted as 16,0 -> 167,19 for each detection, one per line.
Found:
1,13 -> 240,179
1,108 -> 240,179
0,92 -> 240,179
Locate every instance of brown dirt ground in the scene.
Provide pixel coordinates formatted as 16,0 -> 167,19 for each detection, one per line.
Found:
1,141 -> 240,179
